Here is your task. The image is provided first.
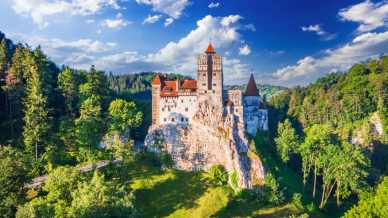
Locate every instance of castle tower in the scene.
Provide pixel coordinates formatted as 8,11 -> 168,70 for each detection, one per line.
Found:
197,43 -> 223,108
151,74 -> 162,125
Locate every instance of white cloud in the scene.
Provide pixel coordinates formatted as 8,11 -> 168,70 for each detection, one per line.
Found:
208,2 -> 220,9
101,13 -> 130,29
11,0 -> 120,28
301,24 -> 336,41
9,14 -> 252,83
244,24 -> 256,32
339,0 -> 388,33
273,31 -> 388,86
143,14 -> 162,24
146,15 -> 245,75
239,44 -> 251,55
85,19 -> 95,24
135,0 -> 190,19
164,17 -> 174,27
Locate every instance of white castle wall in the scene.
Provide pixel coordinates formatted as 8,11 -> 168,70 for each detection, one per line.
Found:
159,95 -> 198,125
243,96 -> 268,135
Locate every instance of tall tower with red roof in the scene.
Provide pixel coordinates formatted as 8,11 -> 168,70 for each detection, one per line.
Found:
151,74 -> 162,125
197,43 -> 224,108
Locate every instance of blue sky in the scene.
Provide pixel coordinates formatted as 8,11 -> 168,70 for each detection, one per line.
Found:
0,0 -> 388,87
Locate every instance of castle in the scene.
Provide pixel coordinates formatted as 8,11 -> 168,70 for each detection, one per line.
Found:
146,43 -> 267,188
151,43 -> 268,136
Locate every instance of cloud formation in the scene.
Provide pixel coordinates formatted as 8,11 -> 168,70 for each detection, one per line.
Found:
239,44 -> 251,55
273,31 -> 388,86
208,2 -> 220,9
301,24 -> 336,41
8,14 -> 254,84
101,13 -> 130,29
164,18 -> 174,27
135,0 -> 190,19
143,14 -> 162,24
339,0 -> 388,33
11,0 -> 120,28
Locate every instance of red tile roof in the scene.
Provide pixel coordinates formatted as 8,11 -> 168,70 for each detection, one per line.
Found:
161,80 -> 178,97
181,79 -> 197,90
206,43 -> 215,53
245,74 -> 260,96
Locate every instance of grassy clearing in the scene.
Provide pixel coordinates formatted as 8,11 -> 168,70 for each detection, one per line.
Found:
125,158 -> 305,218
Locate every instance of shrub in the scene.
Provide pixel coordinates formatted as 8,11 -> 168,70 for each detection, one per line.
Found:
292,193 -> 304,210
206,165 -> 228,186
263,173 -> 285,205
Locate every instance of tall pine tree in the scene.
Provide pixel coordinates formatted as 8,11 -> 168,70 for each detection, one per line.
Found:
23,52 -> 49,161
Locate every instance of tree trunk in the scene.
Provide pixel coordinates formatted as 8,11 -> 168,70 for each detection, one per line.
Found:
35,141 -> 38,161
313,166 -> 317,197
319,185 -> 326,209
336,181 -> 340,207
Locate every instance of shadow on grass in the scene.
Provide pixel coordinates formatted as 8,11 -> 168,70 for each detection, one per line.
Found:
133,170 -> 209,218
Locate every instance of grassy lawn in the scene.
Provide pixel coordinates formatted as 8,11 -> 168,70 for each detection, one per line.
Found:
125,158 -> 306,218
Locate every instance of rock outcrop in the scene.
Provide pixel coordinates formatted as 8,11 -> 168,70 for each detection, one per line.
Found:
145,102 -> 265,188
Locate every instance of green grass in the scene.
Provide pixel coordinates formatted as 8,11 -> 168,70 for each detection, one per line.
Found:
124,158 -> 306,218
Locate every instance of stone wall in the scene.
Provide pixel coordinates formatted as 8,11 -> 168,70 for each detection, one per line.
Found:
159,95 -> 198,125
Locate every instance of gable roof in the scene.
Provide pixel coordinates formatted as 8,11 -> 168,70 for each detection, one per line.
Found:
245,74 -> 260,96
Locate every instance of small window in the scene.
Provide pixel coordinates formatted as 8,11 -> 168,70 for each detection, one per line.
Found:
213,83 -> 216,86
212,90 -> 215,93
186,118 -> 189,122
185,108 -> 188,112
202,83 -> 206,86
213,73 -> 216,76
171,118 -> 175,122
168,108 -> 171,112
164,118 -> 167,122
204,90 -> 207,93
181,117 -> 184,122
203,74 -> 206,77
235,109 -> 238,112
181,99 -> 183,103
162,108 -> 164,112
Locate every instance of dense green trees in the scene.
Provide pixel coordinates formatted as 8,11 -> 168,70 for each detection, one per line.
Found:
58,67 -> 79,117
75,95 -> 104,161
274,119 -> 299,163
343,176 -> 388,218
108,99 -> 143,135
0,147 -> 29,217
275,122 -> 370,209
16,169 -> 135,218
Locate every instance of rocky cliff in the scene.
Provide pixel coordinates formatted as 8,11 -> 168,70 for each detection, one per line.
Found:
145,102 -> 265,188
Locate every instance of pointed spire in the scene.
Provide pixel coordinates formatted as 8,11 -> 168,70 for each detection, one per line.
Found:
245,74 -> 260,96
205,42 -> 215,54
152,73 -> 162,85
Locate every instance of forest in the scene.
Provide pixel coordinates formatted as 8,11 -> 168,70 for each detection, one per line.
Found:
0,31 -> 387,218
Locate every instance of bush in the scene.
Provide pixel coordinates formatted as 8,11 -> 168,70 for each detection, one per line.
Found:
262,173 -> 285,205
160,152 -> 174,169
206,165 -> 228,186
292,193 -> 304,210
